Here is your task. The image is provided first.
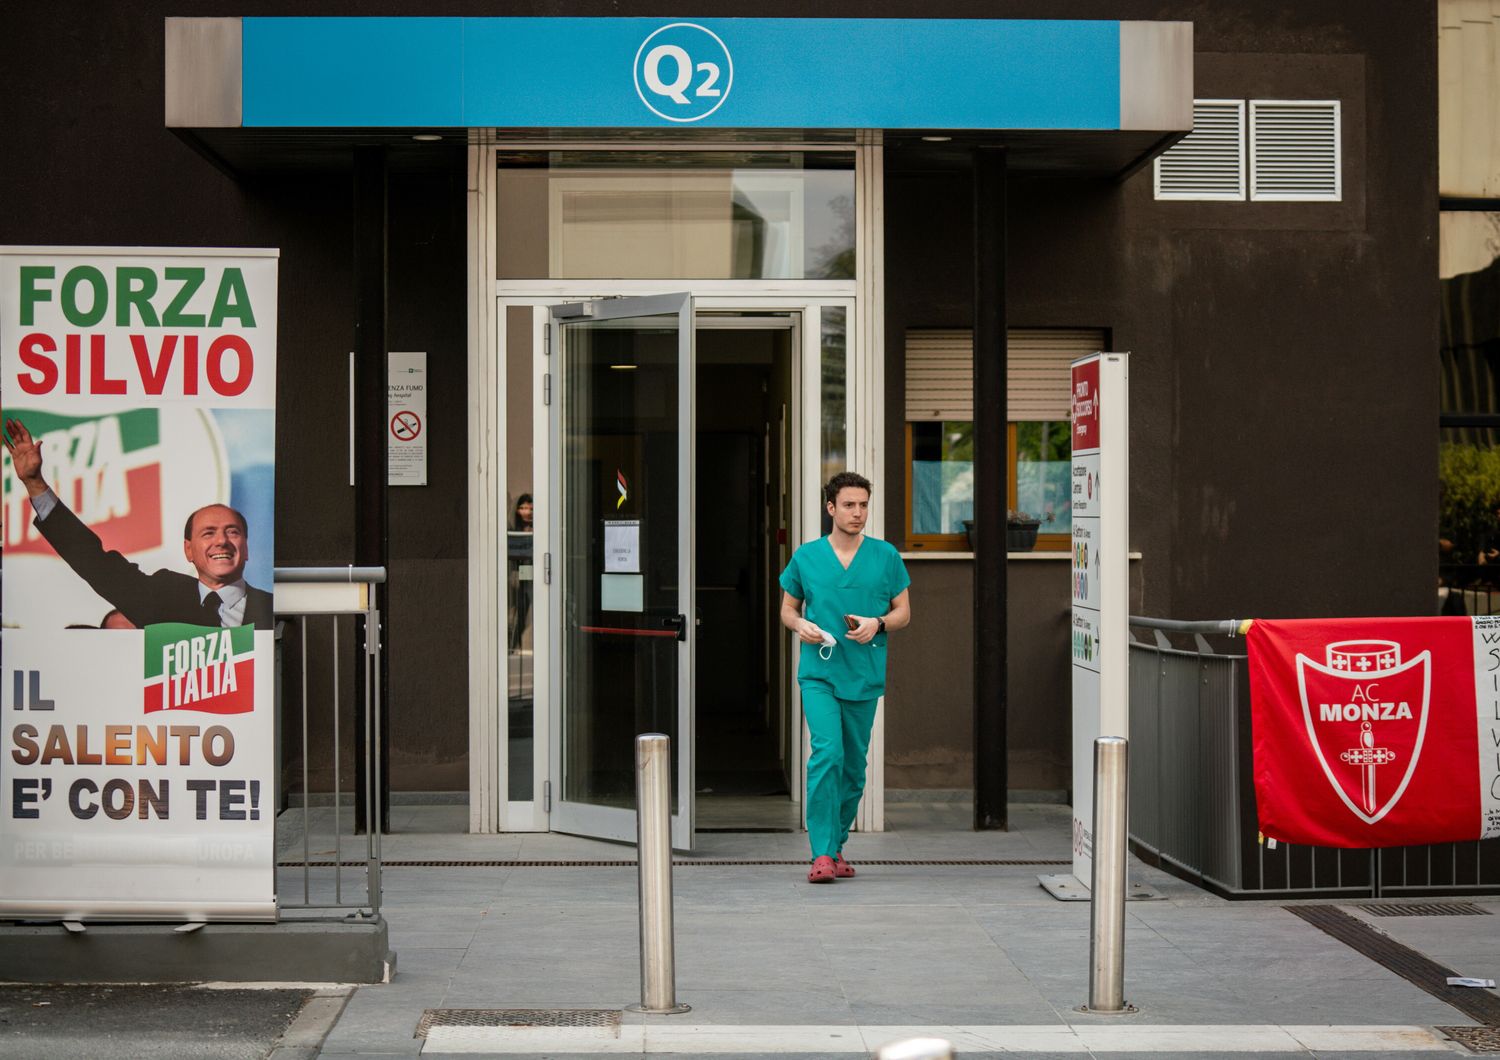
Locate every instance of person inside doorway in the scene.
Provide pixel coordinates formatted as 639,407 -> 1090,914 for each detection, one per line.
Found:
509,493 -> 534,651
779,471 -> 911,883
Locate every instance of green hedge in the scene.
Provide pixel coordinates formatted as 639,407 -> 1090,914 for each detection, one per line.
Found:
1439,443 -> 1500,560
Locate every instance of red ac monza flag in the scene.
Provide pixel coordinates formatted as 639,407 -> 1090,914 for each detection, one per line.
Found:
1248,617 -> 1500,848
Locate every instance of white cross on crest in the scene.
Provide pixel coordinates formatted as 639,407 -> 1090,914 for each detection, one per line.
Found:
1338,721 -> 1397,816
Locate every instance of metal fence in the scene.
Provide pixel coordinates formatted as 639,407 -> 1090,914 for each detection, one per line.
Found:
1440,564 -> 1500,616
1126,617 -> 1500,899
273,566 -> 384,918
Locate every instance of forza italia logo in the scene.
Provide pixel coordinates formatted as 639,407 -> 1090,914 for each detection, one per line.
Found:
2,408 -> 163,555
144,623 -> 255,715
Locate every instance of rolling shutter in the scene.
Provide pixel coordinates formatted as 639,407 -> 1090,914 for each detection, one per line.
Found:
905,330 -> 972,421
905,328 -> 1106,422
1154,100 -> 1246,201
1250,100 -> 1341,201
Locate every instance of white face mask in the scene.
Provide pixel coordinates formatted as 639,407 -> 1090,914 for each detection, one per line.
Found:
817,628 -> 837,661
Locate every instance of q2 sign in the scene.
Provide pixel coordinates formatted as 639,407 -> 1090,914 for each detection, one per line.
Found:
633,23 -> 733,123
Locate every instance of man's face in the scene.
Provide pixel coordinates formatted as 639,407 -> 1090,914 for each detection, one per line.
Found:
184,506 -> 248,587
826,487 -> 870,536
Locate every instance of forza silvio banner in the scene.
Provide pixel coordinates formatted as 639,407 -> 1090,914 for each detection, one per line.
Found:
0,247 -> 278,921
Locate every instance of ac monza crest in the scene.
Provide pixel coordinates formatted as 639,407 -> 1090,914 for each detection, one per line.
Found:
1296,640 -> 1431,825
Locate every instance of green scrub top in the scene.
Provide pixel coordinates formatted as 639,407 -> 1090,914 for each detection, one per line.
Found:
779,535 -> 911,701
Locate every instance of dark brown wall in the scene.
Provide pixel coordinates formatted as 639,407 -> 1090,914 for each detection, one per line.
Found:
2,1 -> 1437,796
882,1 -> 1437,789
887,560 -> 1150,794
0,2 -> 471,790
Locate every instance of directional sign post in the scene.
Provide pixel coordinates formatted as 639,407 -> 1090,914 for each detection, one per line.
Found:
1042,352 -> 1129,900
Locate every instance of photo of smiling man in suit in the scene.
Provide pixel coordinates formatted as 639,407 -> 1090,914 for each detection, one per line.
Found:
4,417 -> 273,629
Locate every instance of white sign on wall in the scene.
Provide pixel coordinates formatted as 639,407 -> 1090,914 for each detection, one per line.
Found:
387,351 -> 427,486
1066,352 -> 1129,890
347,351 -> 428,486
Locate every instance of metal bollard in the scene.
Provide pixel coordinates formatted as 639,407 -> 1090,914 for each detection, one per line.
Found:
1088,736 -> 1133,1013
874,1037 -> 955,1059
627,733 -> 690,1014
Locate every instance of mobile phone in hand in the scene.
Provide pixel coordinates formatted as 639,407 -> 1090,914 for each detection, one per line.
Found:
843,614 -> 860,631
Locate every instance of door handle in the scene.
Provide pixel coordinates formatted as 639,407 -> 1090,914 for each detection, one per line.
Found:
662,614 -> 687,642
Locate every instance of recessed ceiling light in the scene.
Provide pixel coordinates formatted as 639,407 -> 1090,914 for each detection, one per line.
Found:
412,134 -> 443,142
922,135 -> 953,142
609,364 -> 638,371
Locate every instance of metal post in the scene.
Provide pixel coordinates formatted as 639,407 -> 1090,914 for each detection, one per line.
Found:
1088,736 -> 1133,1013
874,1038 -> 955,1060
972,144 -> 1009,831
353,144 -> 390,835
628,734 -> 689,1014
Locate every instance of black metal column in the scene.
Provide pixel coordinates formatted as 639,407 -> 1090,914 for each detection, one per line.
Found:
353,146 -> 391,833
973,146 -> 1008,830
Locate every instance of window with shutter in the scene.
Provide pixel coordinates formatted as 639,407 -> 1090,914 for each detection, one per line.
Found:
1153,99 -> 1246,201
904,328 -> 1105,551
1250,100 -> 1341,202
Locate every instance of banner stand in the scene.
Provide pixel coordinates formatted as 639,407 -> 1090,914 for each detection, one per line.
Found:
1,247 -> 279,922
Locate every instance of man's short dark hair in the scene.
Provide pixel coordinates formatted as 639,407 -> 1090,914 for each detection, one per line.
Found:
183,504 -> 249,541
824,471 -> 873,505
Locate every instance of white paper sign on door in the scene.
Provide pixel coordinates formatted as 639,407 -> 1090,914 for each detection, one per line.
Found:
604,519 -> 641,573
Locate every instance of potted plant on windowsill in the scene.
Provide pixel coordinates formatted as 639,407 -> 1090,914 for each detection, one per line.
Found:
1005,509 -> 1041,552
961,510 -> 1042,553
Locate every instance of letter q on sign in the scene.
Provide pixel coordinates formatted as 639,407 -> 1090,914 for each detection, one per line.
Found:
633,23 -> 733,123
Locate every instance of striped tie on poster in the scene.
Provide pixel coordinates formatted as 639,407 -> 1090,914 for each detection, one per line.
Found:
1248,617 -> 1500,848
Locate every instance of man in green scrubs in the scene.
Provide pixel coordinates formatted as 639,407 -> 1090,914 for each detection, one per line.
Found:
779,472 -> 911,883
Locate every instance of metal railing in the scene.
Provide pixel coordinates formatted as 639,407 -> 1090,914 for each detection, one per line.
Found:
273,566 -> 385,918
1127,616 -> 1500,899
1439,564 -> 1500,616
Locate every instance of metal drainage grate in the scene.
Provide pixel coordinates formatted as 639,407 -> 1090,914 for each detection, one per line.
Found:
280,858 -> 1071,869
1439,1026 -> 1500,1054
415,1009 -> 621,1038
1287,905 -> 1500,1027
1360,902 -> 1493,917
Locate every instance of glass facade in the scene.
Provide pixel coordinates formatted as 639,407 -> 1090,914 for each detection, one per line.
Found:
910,421 -> 974,537
505,307 -> 536,802
497,151 -> 856,280
820,306 -> 848,528
1439,211 -> 1500,608
1014,421 -> 1072,537
558,313 -> 682,813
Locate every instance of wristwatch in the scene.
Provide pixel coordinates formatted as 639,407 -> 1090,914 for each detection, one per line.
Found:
877,617 -> 887,634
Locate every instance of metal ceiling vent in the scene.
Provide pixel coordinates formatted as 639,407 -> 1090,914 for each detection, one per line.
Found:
1154,99 -> 1245,201
1250,99 -> 1342,201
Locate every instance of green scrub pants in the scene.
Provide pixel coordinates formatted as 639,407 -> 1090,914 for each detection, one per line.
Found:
802,681 -> 878,860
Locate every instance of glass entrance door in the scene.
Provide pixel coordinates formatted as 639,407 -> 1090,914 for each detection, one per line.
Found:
548,294 -> 695,849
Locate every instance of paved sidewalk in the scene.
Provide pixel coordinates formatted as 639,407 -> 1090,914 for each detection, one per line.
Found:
301,801 -> 1498,1058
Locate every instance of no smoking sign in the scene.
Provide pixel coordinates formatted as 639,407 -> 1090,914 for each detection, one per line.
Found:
391,409 -> 422,442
